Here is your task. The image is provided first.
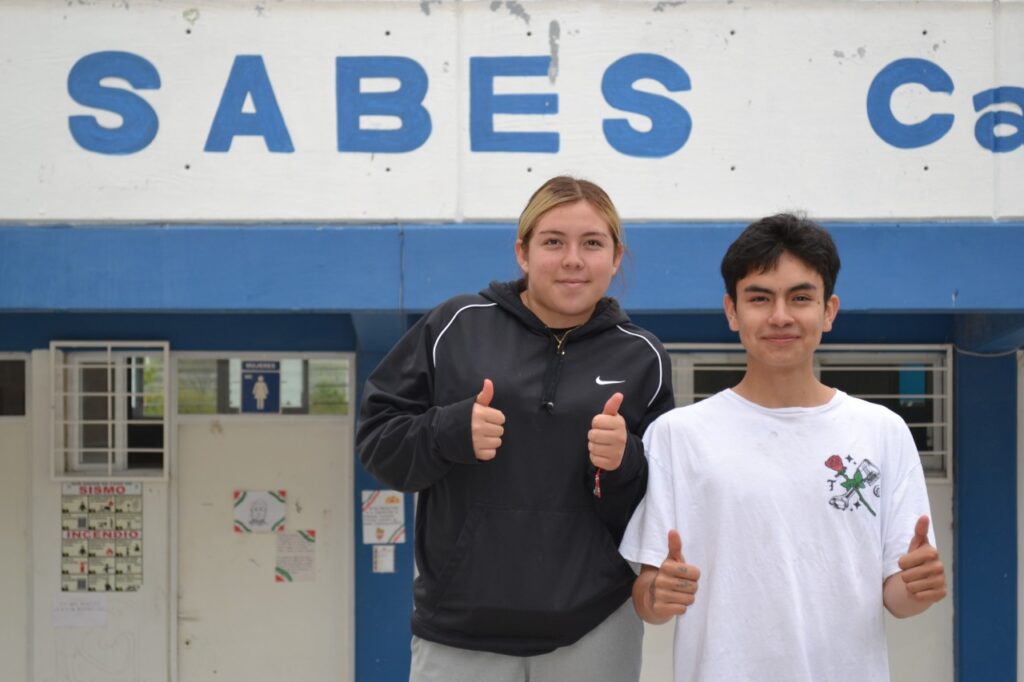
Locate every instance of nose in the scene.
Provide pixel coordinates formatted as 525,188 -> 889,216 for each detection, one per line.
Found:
768,299 -> 794,325
562,244 -> 583,268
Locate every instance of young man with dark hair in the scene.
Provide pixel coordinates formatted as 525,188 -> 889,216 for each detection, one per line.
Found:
620,213 -> 947,681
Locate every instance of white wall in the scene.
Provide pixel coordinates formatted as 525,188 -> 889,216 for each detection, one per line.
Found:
29,350 -> 171,682
0,410 -> 30,682
0,0 -> 1020,222
17,350 -> 355,682
175,417 -> 355,682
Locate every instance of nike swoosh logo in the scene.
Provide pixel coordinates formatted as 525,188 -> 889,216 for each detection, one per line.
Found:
595,376 -> 626,385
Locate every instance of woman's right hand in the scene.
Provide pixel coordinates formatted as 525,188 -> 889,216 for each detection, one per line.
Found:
472,379 -> 506,461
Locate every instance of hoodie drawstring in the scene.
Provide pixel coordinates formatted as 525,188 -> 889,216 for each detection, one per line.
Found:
539,326 -> 578,412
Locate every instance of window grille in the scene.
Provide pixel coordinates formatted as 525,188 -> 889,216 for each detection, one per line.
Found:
50,341 -> 169,480
667,344 -> 953,480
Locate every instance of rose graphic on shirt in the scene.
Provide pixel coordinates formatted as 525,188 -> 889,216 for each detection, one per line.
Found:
825,455 -> 844,473
825,454 -> 879,517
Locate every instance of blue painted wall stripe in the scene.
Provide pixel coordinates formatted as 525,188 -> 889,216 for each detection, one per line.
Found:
2,222 -> 1024,313
0,225 -> 402,311
0,312 -> 355,352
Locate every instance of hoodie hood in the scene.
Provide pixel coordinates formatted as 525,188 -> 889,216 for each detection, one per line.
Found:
480,280 -> 630,338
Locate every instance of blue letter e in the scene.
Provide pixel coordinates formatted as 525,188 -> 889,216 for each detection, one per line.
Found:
336,57 -> 432,153
67,51 -> 160,155
470,56 -> 558,153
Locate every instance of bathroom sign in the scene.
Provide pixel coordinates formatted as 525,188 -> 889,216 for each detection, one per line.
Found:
242,361 -> 280,414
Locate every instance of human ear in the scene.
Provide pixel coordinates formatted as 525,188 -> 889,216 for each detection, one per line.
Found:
723,293 -> 739,332
611,242 -> 624,274
514,239 -> 529,275
823,294 -> 840,332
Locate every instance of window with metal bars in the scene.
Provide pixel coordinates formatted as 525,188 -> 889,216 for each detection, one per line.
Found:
50,342 -> 169,479
668,344 -> 952,480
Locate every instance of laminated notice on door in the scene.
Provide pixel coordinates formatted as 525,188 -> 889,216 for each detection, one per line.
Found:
233,490 -> 287,533
275,530 -> 316,582
373,545 -> 396,573
61,482 -> 143,593
53,594 -> 107,628
361,490 -> 405,544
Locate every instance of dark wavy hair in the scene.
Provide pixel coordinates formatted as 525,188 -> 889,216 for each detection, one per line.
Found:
720,213 -> 841,301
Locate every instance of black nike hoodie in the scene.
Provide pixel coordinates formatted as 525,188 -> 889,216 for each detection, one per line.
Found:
357,280 -> 674,655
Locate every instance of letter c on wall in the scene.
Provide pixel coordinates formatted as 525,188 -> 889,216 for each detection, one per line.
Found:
867,58 -> 954,149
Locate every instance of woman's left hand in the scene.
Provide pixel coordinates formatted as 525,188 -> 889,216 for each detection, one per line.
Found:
588,392 -> 627,471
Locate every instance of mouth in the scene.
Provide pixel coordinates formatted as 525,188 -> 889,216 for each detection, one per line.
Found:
763,335 -> 799,344
557,279 -> 588,288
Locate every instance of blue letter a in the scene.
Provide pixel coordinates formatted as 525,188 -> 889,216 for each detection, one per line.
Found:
205,56 -> 294,153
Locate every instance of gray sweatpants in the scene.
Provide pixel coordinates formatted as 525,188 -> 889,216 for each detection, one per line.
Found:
409,600 -> 643,682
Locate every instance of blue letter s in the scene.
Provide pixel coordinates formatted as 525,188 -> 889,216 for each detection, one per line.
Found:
67,51 -> 160,155
602,53 -> 692,158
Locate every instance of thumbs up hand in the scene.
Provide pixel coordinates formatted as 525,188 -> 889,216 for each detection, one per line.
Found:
471,379 -> 506,461
896,515 -> 947,605
650,530 -> 701,620
588,392 -> 627,471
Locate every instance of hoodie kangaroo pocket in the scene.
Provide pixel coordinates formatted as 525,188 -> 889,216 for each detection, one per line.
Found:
430,505 -> 629,638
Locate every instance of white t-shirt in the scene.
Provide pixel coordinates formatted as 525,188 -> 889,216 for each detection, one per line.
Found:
620,389 -> 934,682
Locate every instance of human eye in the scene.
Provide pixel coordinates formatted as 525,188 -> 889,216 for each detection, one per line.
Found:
584,238 -> 606,249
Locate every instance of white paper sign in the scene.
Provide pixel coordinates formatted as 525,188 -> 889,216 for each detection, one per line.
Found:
233,489 -> 287,533
361,490 -> 406,544
275,530 -> 316,583
373,545 -> 396,574
53,594 -> 107,628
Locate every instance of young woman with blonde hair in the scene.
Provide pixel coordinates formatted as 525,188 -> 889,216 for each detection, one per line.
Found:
357,176 -> 674,682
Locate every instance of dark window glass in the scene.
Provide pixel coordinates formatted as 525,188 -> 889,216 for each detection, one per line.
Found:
80,365 -> 114,464
821,363 -> 946,476
693,367 -> 745,403
126,356 -> 164,469
0,360 -> 26,416
821,365 -> 938,453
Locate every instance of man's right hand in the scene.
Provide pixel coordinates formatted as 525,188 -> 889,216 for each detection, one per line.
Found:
634,530 -> 701,623
471,379 -> 506,461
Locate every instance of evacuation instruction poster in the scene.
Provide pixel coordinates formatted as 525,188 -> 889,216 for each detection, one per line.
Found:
61,482 -> 143,592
